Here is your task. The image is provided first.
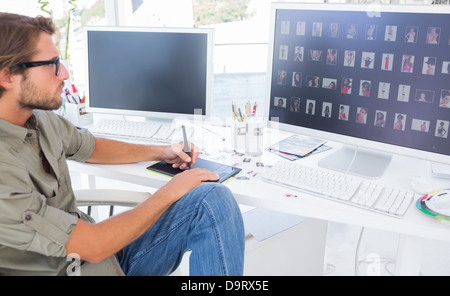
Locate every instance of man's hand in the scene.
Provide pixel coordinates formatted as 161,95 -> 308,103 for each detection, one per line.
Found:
162,141 -> 200,170
164,168 -> 220,201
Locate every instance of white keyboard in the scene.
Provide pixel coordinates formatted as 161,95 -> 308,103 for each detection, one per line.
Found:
261,161 -> 416,218
89,119 -> 191,143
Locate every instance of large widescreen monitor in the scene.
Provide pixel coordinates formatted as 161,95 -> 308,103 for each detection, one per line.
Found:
265,3 -> 450,178
84,26 -> 214,120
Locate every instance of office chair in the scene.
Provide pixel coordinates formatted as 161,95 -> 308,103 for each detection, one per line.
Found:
74,189 -> 151,217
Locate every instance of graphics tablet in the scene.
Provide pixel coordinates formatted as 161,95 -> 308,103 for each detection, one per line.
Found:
146,158 -> 241,183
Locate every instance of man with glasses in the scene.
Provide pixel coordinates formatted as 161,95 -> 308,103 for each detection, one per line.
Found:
11,57 -> 61,76
0,13 -> 244,276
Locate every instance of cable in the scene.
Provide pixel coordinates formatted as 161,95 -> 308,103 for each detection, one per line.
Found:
354,227 -> 396,276
323,263 -> 336,275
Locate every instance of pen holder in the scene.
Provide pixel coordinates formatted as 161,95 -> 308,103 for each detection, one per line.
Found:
245,117 -> 264,156
64,103 -> 93,127
232,121 -> 247,153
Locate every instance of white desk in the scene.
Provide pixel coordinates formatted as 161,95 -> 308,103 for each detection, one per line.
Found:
68,129 -> 450,276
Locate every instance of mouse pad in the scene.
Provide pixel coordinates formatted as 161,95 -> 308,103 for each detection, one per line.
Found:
146,158 -> 241,183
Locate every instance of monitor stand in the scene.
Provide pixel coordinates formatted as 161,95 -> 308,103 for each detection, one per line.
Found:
317,145 -> 392,179
144,116 -> 173,125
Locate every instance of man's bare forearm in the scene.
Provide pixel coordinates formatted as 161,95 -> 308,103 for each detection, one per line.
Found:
66,184 -> 177,263
87,137 -> 165,164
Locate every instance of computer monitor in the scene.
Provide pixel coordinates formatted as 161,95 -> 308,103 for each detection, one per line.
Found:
265,3 -> 450,178
84,26 -> 214,120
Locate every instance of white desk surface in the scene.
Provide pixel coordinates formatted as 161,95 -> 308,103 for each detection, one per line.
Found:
68,129 -> 450,244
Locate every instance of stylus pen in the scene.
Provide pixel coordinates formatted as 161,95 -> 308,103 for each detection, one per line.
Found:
182,125 -> 191,168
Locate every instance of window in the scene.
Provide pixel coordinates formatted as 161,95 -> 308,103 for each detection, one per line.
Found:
1,0 -> 106,86
2,0 -> 435,121
109,0 -> 270,73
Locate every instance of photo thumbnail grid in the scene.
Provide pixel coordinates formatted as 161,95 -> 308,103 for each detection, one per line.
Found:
269,8 -> 450,154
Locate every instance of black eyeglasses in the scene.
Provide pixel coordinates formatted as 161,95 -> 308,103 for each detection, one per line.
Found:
11,57 -> 61,76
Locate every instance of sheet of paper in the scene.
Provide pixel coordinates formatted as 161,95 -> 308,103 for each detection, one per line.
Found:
243,208 -> 308,241
268,134 -> 326,157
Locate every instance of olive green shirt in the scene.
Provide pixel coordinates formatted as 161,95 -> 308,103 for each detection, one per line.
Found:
0,110 -> 122,276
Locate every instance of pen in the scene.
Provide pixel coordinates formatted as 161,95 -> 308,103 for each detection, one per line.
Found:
238,108 -> 244,122
182,125 -> 191,168
246,101 -> 251,117
232,103 -> 238,121
253,102 -> 258,117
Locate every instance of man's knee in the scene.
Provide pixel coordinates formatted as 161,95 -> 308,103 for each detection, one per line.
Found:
201,183 -> 239,210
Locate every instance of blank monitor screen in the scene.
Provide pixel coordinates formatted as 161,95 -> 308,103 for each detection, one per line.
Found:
85,27 -> 213,119
266,3 -> 450,165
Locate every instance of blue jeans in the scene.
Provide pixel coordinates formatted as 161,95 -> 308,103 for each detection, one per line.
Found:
117,183 -> 245,276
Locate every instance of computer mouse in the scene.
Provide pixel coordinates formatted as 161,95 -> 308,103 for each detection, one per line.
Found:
409,176 -> 434,195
